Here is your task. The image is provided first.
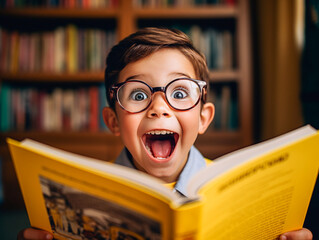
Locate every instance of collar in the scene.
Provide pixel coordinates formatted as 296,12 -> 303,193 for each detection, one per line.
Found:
114,146 -> 206,197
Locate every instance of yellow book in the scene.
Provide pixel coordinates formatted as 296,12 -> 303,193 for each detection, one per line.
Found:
66,25 -> 78,73
7,125 -> 319,240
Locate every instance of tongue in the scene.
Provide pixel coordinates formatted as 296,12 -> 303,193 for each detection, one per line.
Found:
151,140 -> 172,159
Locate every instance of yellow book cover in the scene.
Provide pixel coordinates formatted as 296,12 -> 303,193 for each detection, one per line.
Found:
66,25 -> 78,73
7,125 -> 319,240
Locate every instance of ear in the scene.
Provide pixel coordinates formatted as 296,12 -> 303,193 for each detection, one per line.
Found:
102,107 -> 120,136
198,102 -> 215,134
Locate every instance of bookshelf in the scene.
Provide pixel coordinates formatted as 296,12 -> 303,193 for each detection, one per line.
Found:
0,0 -> 253,207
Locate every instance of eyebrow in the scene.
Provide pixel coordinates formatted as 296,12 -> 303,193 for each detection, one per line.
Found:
125,75 -> 145,81
125,72 -> 193,82
169,72 -> 193,79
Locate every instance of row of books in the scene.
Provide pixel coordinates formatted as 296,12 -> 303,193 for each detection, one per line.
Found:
133,0 -> 236,7
0,0 -> 119,8
0,26 -> 116,73
0,25 -> 234,73
0,83 -> 109,132
208,84 -> 238,130
187,25 -> 234,70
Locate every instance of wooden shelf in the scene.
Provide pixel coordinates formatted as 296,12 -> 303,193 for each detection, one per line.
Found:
1,129 -> 240,140
0,5 -> 237,19
1,131 -> 123,161
1,130 -> 242,160
134,6 -> 238,18
0,71 -> 104,83
1,130 -> 114,139
209,70 -> 239,82
0,70 -> 239,83
0,8 -> 118,18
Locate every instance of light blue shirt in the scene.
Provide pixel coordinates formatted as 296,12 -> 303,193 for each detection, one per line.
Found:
114,146 -> 207,196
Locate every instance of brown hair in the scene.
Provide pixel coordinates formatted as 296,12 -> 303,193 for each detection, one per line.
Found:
104,27 -> 209,109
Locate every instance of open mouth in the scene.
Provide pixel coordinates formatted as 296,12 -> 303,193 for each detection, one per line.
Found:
142,130 -> 179,160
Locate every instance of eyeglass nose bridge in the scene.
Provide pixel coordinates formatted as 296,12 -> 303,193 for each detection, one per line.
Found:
149,86 -> 169,106
151,86 -> 166,94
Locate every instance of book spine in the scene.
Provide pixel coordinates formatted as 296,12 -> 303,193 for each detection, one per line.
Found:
220,85 -> 231,130
99,84 -> 108,131
0,84 -> 11,131
209,84 -> 238,131
0,26 -> 115,74
172,201 -> 202,240
0,85 -> 109,132
89,86 -> 99,131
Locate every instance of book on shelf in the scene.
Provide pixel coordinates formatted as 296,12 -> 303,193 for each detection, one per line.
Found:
133,0 -> 236,7
7,125 -> 319,240
208,84 -> 238,130
220,85 -> 231,130
188,26 -> 234,70
89,86 -> 99,131
0,83 -> 109,132
0,26 -> 116,73
0,0 -> 118,8
0,84 -> 11,131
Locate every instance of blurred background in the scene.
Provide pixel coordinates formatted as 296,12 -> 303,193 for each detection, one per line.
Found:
0,0 -> 318,239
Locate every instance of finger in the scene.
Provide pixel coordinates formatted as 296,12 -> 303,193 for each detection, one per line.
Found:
280,228 -> 313,240
22,228 -> 53,240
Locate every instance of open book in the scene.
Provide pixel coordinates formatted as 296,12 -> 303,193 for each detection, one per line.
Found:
7,125 -> 319,240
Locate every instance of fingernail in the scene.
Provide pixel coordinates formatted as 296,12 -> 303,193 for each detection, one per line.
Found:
280,235 -> 287,240
46,234 -> 53,240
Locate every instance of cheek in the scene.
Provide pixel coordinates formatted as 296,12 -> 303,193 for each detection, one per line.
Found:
178,108 -> 201,137
118,114 -> 138,138
116,109 -> 144,150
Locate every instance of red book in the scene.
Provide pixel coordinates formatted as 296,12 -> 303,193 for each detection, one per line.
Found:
0,29 -> 8,72
225,0 -> 236,6
69,0 -> 75,8
89,86 -> 99,131
83,0 -> 89,8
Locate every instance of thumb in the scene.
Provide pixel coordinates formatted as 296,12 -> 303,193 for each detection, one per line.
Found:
280,228 -> 313,240
18,228 -> 53,240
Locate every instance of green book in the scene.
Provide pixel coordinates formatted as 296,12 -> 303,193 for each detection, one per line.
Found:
0,83 -> 11,131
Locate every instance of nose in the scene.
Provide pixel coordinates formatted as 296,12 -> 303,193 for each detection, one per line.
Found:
146,92 -> 172,118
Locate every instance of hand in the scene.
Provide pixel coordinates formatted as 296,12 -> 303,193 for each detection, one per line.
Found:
280,228 -> 313,240
17,228 -> 53,240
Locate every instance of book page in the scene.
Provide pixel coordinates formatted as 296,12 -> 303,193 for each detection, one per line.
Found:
196,130 -> 319,239
188,125 -> 317,194
8,138 -> 188,240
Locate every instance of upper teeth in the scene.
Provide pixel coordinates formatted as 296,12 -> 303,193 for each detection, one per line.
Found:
146,130 -> 174,135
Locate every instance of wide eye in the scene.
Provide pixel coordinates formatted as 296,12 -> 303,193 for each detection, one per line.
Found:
130,90 -> 148,101
171,88 -> 188,99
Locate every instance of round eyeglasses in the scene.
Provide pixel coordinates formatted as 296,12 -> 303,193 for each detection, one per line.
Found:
110,78 -> 207,113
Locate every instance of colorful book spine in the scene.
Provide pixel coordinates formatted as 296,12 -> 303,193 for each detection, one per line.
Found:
0,83 -> 11,131
89,86 -> 99,131
0,0 -> 119,8
133,0 -> 236,7
171,25 -> 235,70
209,83 -> 238,131
0,26 -> 116,73
0,84 -> 110,132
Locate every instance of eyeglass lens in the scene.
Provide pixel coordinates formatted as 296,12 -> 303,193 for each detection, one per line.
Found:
116,79 -> 201,112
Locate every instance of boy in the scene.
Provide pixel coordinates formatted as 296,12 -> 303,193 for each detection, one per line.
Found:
18,27 -> 313,240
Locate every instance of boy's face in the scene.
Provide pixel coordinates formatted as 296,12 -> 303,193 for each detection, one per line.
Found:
103,48 -> 214,182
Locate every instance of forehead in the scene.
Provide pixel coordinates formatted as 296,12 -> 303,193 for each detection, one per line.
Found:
118,48 -> 196,85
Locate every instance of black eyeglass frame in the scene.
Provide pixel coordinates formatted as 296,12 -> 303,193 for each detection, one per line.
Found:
110,77 -> 207,113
